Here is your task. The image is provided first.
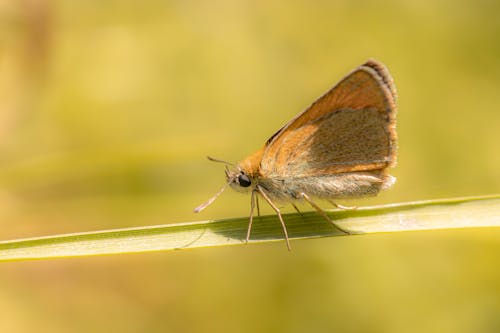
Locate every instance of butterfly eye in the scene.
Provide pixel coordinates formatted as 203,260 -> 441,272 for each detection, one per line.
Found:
238,173 -> 251,187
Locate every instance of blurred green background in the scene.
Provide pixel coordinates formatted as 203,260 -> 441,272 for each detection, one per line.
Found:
1,0 -> 500,332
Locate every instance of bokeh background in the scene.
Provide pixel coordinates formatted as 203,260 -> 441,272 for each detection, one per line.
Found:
1,0 -> 500,332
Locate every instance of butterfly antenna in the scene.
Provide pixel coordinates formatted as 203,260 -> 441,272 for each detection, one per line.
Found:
207,156 -> 235,167
194,180 -> 232,213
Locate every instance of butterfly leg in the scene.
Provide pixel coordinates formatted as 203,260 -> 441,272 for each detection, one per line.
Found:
257,185 -> 292,251
301,193 -> 351,234
291,203 -> 302,215
327,199 -> 358,210
246,190 -> 257,244
256,194 -> 261,217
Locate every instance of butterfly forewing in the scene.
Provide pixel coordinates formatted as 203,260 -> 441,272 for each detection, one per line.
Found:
260,60 -> 397,178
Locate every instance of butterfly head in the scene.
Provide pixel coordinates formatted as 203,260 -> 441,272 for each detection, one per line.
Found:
225,167 -> 255,193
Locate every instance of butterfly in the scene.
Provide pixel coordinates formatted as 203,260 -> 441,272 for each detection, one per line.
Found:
195,59 -> 397,250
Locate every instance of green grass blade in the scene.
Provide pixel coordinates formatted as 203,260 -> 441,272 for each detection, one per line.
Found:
0,195 -> 499,262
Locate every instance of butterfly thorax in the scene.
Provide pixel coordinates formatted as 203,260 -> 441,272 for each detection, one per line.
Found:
238,148 -> 264,176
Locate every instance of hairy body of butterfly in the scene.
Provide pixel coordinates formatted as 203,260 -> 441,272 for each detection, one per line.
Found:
195,59 -> 397,250
246,172 -> 395,201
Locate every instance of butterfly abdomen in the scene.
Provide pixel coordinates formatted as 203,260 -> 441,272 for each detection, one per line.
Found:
258,171 -> 395,201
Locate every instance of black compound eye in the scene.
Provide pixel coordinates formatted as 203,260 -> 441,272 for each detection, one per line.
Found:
238,173 -> 251,187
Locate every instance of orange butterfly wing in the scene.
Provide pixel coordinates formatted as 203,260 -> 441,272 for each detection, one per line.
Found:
260,60 -> 397,178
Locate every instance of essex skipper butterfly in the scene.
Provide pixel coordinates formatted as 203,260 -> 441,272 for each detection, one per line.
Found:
195,59 -> 397,250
